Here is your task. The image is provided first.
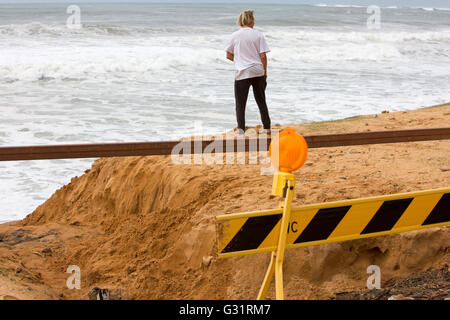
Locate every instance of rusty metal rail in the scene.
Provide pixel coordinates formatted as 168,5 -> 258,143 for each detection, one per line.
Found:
0,127 -> 449,162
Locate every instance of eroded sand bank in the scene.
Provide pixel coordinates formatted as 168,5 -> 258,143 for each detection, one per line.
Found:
0,104 -> 449,300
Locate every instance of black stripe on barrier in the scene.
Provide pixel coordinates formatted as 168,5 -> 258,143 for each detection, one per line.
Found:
294,206 -> 351,244
221,214 -> 282,253
361,198 -> 413,234
422,193 -> 450,225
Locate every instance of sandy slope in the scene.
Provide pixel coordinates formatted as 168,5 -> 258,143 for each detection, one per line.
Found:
0,104 -> 449,300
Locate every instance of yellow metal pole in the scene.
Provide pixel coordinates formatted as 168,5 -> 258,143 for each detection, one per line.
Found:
256,251 -> 275,300
257,174 -> 296,300
274,177 -> 295,300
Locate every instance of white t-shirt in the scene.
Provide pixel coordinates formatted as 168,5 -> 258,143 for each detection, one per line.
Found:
225,28 -> 270,81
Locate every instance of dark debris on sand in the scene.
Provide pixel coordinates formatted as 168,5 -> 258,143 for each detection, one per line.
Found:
335,266 -> 450,300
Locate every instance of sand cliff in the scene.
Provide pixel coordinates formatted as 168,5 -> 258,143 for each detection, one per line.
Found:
0,104 -> 449,300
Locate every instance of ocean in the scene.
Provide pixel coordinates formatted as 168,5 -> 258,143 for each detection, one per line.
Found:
0,3 -> 449,222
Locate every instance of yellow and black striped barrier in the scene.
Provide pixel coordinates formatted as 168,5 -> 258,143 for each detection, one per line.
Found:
217,188 -> 450,258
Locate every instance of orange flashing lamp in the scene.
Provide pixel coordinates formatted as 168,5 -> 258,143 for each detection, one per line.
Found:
269,129 -> 308,197
269,128 -> 308,173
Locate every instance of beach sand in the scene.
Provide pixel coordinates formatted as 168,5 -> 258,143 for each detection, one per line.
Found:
0,103 -> 449,300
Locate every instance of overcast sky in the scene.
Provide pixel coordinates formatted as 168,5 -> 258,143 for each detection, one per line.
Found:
0,1 -> 449,8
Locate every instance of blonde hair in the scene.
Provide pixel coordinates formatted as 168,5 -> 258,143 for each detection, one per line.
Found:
237,10 -> 255,27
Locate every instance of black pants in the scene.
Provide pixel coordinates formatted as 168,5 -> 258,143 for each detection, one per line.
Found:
234,75 -> 271,132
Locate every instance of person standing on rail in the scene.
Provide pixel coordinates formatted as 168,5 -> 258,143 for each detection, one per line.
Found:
226,10 -> 271,134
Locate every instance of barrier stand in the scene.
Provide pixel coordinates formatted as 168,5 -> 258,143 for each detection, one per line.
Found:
257,128 -> 308,300
216,129 -> 450,300
257,172 -> 296,300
